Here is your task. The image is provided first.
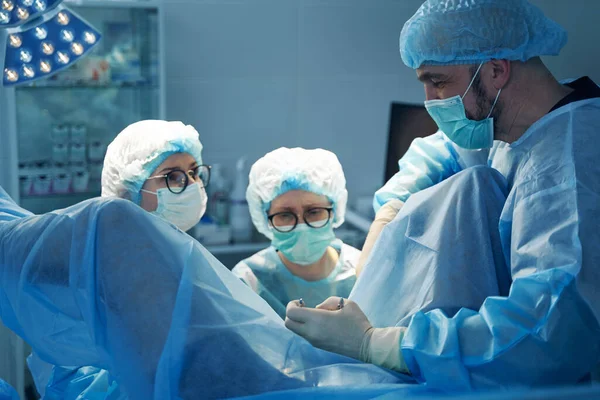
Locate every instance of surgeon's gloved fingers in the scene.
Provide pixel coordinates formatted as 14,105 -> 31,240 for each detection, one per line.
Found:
286,300 -> 301,321
289,299 -> 304,309
316,296 -> 342,311
299,300 -> 373,360
286,313 -> 327,345
341,300 -> 367,318
286,300 -> 317,322
284,317 -> 308,337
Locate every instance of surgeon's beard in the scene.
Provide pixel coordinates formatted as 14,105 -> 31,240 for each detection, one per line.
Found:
467,66 -> 504,140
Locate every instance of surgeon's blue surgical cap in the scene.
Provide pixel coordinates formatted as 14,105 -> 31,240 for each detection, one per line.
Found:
400,0 -> 568,69
247,147 -> 348,240
101,120 -> 203,204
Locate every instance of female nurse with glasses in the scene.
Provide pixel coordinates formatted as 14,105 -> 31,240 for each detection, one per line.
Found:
232,147 -> 359,319
102,120 -> 211,232
27,120 -> 212,400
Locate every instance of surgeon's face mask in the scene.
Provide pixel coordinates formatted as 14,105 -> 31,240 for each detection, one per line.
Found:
141,182 -> 207,232
271,222 -> 336,266
424,62 -> 502,149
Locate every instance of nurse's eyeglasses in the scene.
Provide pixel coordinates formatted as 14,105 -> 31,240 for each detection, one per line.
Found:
147,165 -> 211,194
268,207 -> 333,233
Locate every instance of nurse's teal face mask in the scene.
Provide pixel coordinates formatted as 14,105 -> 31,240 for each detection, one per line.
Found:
271,222 -> 336,266
424,62 -> 502,149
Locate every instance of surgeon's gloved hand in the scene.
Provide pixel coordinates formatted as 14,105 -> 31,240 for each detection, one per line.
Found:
356,199 -> 404,276
285,297 -> 374,361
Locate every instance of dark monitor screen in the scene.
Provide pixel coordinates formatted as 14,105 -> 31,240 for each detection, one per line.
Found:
384,102 -> 439,183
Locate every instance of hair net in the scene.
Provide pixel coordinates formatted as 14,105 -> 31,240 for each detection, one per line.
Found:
247,147 -> 348,240
101,120 -> 203,204
399,0 -> 568,69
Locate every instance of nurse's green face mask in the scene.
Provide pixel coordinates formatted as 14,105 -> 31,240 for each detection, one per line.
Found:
271,222 -> 336,266
267,191 -> 336,266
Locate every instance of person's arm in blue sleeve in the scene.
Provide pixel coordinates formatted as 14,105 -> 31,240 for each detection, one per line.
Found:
361,175 -> 600,389
357,131 -> 476,276
372,131 -> 468,212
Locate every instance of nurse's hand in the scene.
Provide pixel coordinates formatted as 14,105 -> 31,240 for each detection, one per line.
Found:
285,297 -> 373,360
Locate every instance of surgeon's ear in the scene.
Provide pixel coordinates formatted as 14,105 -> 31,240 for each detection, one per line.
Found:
488,59 -> 510,90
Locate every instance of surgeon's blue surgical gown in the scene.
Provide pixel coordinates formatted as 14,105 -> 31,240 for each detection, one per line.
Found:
352,92 -> 600,389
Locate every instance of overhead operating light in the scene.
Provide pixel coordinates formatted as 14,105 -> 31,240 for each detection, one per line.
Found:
0,0 -> 62,29
1,1 -> 101,86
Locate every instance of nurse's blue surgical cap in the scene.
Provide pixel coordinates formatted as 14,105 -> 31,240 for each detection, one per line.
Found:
400,0 -> 567,69
247,147 -> 348,240
101,120 -> 203,204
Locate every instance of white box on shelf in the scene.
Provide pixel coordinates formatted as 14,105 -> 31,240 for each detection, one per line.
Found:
73,170 -> 90,193
51,124 -> 70,145
52,143 -> 69,163
53,172 -> 72,194
69,143 -> 87,163
32,174 -> 52,195
70,124 -> 88,145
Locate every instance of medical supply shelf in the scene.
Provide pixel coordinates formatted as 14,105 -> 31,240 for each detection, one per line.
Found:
14,0 -> 165,214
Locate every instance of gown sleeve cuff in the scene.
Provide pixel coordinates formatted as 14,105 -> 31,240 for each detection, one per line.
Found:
360,327 -> 409,374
